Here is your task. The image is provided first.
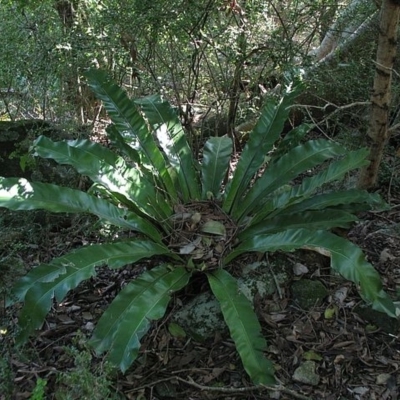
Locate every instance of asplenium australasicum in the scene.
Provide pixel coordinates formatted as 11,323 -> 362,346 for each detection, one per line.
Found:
0,69 -> 395,386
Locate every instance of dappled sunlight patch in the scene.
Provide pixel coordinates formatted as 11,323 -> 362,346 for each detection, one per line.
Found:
0,177 -> 35,199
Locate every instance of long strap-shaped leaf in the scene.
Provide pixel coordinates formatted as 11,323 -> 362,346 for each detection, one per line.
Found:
135,95 -> 201,201
240,209 -> 358,239
106,124 -> 140,164
273,123 -> 312,158
0,177 -> 161,242
85,69 -> 178,202
33,136 -> 171,220
201,136 -> 232,199
235,139 -> 346,220
223,84 -> 302,214
90,264 -> 191,372
226,229 -> 396,317
250,148 -> 371,225
13,241 -> 171,343
279,189 -> 386,215
207,269 -> 275,385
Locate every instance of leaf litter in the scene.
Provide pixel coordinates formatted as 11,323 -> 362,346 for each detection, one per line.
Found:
1,194 -> 400,400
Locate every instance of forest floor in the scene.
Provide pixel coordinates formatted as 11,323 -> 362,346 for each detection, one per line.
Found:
1,145 -> 400,400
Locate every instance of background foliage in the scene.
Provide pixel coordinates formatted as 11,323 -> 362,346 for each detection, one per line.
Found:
2,0 -> 389,138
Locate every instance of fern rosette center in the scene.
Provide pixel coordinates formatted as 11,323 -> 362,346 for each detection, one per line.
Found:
168,201 -> 236,270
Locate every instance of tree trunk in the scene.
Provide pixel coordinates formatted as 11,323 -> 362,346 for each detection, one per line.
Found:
358,0 -> 400,189
308,0 -> 379,67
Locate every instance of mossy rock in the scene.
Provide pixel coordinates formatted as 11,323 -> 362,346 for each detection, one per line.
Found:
173,262 -> 289,341
293,361 -> 320,386
198,114 -> 229,138
0,120 -> 69,178
0,120 -> 87,188
355,305 -> 400,334
0,120 -> 55,178
172,292 -> 226,341
291,279 -> 328,310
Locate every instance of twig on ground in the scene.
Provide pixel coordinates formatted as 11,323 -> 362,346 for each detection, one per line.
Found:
126,375 -> 313,400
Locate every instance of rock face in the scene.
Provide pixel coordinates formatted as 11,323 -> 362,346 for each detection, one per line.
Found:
173,262 -> 288,341
197,114 -> 229,138
172,292 -> 226,341
0,120 -> 85,187
292,361 -> 320,386
291,279 -> 328,310
355,305 -> 400,334
0,120 -> 55,178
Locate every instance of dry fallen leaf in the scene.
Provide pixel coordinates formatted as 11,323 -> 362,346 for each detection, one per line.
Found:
201,220 -> 226,235
324,305 -> 338,320
376,373 -> 392,385
293,262 -> 309,275
334,287 -> 348,303
379,248 -> 396,263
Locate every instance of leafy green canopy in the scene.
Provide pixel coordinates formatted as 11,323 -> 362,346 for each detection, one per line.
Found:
0,69 -> 396,386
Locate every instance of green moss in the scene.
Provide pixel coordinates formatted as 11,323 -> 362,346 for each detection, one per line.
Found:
291,279 -> 328,310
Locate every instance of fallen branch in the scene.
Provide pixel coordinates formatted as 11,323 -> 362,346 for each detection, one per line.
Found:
126,375 -> 313,400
